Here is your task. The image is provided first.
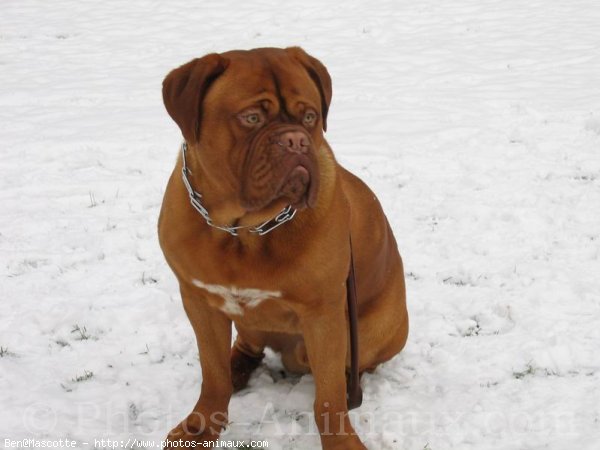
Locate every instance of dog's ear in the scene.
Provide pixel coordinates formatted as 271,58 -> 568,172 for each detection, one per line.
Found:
162,54 -> 229,142
286,47 -> 332,132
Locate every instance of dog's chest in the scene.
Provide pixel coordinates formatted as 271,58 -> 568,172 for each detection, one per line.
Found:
192,278 -> 281,316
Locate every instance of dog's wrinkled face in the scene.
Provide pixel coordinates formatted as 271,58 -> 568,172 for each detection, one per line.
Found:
162,47 -> 332,215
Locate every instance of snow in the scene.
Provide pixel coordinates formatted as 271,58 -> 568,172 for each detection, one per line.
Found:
1,0 -> 600,449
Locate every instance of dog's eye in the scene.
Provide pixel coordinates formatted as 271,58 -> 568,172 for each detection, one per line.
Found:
303,111 -> 317,127
238,110 -> 264,128
240,111 -> 265,128
246,113 -> 261,125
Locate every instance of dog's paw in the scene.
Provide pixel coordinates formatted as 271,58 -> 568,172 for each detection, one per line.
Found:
320,427 -> 368,450
164,410 -> 225,447
230,346 -> 264,392
323,436 -> 368,450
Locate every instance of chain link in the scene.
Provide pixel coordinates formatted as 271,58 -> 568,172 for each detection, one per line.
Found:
180,142 -> 297,236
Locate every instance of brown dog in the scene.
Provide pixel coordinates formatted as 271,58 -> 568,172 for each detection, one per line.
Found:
159,47 -> 408,450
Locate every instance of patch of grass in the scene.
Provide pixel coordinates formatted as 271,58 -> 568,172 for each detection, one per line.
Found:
88,191 -> 106,208
104,219 -> 117,231
574,173 -> 597,182
0,346 -> 15,357
513,363 -> 561,379
443,276 -> 469,286
55,339 -> 71,348
141,272 -> 158,285
463,317 -> 481,337
71,324 -> 91,341
513,363 -> 536,380
129,402 -> 139,421
72,370 -> 94,382
89,191 -> 98,208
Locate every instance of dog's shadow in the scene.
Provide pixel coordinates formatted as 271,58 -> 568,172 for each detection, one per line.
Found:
225,348 -> 318,447
235,348 -> 309,400
225,350 -> 410,449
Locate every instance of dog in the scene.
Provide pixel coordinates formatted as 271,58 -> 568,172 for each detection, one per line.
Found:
159,47 -> 408,450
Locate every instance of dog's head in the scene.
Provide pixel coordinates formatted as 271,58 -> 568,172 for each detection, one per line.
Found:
162,47 -> 332,217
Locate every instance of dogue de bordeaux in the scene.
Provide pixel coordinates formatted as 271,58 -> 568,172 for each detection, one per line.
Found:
158,47 -> 408,450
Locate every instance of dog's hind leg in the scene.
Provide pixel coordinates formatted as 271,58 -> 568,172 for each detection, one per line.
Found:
231,327 -> 266,392
230,345 -> 264,392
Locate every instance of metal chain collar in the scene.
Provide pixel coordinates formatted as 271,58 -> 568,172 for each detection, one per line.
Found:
180,142 -> 297,236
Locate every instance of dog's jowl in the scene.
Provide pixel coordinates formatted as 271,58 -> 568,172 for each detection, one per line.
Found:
158,47 -> 408,450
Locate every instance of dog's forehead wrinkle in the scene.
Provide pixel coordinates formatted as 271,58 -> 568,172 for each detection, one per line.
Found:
228,53 -> 297,94
264,65 -> 290,118
218,64 -> 279,109
219,54 -> 315,118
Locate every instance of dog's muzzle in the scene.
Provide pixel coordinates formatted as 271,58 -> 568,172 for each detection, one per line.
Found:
241,126 -> 320,212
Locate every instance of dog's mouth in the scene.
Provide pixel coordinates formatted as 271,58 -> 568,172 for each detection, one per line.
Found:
240,128 -> 320,212
278,164 -> 317,210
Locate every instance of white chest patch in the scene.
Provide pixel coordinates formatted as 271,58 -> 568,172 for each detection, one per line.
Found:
192,279 -> 281,316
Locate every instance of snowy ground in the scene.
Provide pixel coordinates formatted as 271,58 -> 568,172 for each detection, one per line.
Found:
1,1 -> 600,449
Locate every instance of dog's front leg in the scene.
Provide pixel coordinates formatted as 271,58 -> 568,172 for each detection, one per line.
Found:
166,285 -> 233,444
301,294 -> 367,450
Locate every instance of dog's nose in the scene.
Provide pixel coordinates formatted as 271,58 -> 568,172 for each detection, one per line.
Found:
279,131 -> 309,153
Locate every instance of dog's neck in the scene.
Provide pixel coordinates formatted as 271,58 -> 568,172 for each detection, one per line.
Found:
178,140 -> 338,241
180,142 -> 300,236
